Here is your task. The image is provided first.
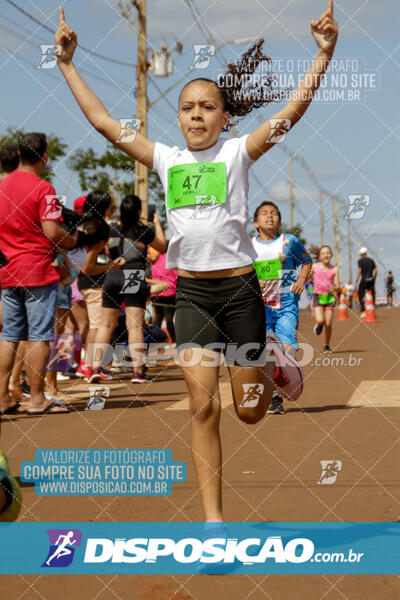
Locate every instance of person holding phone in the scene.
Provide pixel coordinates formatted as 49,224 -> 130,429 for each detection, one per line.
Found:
88,194 -> 166,383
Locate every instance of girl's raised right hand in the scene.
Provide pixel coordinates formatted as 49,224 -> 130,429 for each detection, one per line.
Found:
55,6 -> 77,64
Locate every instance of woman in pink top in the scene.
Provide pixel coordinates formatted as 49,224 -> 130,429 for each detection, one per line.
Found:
310,245 -> 340,352
151,247 -> 178,343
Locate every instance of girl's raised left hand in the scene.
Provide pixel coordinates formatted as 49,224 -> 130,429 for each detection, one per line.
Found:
55,7 -> 77,64
311,0 -> 338,54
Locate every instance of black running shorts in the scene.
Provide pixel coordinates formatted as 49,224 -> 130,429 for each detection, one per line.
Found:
102,269 -> 149,309
175,270 -> 266,365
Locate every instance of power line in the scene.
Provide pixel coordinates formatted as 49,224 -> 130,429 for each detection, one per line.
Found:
276,142 -> 390,273
0,16 -> 133,95
184,0 -> 211,43
0,9 -> 36,35
148,75 -> 178,115
186,0 -> 229,67
0,46 -> 128,119
5,0 -> 136,67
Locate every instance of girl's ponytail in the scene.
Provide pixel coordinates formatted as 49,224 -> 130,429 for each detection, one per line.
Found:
218,39 -> 286,129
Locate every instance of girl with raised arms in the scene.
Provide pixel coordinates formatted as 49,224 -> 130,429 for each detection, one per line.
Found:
55,2 -> 338,524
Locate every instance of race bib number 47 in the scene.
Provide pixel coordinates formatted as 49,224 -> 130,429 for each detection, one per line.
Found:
167,162 -> 226,210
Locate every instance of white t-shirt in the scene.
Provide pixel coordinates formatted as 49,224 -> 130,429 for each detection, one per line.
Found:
153,135 -> 258,271
251,233 -> 285,262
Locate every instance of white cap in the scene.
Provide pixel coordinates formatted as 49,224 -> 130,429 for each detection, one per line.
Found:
359,247 -> 367,255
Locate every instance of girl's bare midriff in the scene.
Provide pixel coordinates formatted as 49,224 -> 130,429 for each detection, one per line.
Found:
178,264 -> 253,279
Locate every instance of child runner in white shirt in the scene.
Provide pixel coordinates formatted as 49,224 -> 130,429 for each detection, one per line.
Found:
55,2 -> 338,525
252,202 -> 312,414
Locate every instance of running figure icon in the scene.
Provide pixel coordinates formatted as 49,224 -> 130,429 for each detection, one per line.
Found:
45,531 -> 77,566
317,460 -> 342,485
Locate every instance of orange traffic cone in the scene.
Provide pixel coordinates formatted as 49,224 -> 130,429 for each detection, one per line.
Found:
363,290 -> 379,323
337,292 -> 349,321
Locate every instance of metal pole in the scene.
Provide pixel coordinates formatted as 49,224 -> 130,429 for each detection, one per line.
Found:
331,196 -> 342,282
319,189 -> 324,247
347,216 -> 352,281
289,153 -> 294,229
134,0 -> 148,220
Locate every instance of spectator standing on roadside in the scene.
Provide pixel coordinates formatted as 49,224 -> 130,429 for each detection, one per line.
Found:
355,247 -> 377,314
77,191 -> 119,378
89,194 -> 166,383
0,143 -> 20,332
385,271 -> 395,307
151,243 -> 177,344
0,132 -> 78,415
0,144 -> 19,181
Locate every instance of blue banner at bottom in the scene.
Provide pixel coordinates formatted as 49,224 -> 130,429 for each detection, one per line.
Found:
0,522 -> 399,574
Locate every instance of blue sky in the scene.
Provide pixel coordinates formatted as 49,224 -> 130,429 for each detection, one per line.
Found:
0,0 -> 399,293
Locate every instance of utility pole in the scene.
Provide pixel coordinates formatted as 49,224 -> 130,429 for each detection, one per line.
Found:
319,189 -> 324,247
347,216 -> 352,282
331,196 -> 342,282
133,0 -> 148,219
289,153 -> 294,229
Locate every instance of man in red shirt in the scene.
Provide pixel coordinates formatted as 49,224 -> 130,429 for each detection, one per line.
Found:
0,144 -> 19,271
0,132 -> 78,415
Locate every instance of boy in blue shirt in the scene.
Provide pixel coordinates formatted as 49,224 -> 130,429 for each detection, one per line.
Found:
252,202 -> 312,413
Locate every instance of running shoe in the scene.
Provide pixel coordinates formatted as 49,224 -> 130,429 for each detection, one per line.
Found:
267,392 -> 284,414
360,311 -> 366,320
98,367 -> 112,380
86,367 -> 112,383
76,360 -> 88,378
62,363 -> 78,378
0,451 -> 22,522
130,371 -> 152,384
314,323 -> 323,335
111,360 -> 130,374
56,372 -> 71,382
197,522 -> 240,575
323,345 -> 331,353
267,334 -> 303,402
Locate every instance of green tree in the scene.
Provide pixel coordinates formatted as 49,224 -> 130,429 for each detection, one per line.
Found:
67,144 -> 166,225
0,126 -> 67,183
280,222 -> 307,246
